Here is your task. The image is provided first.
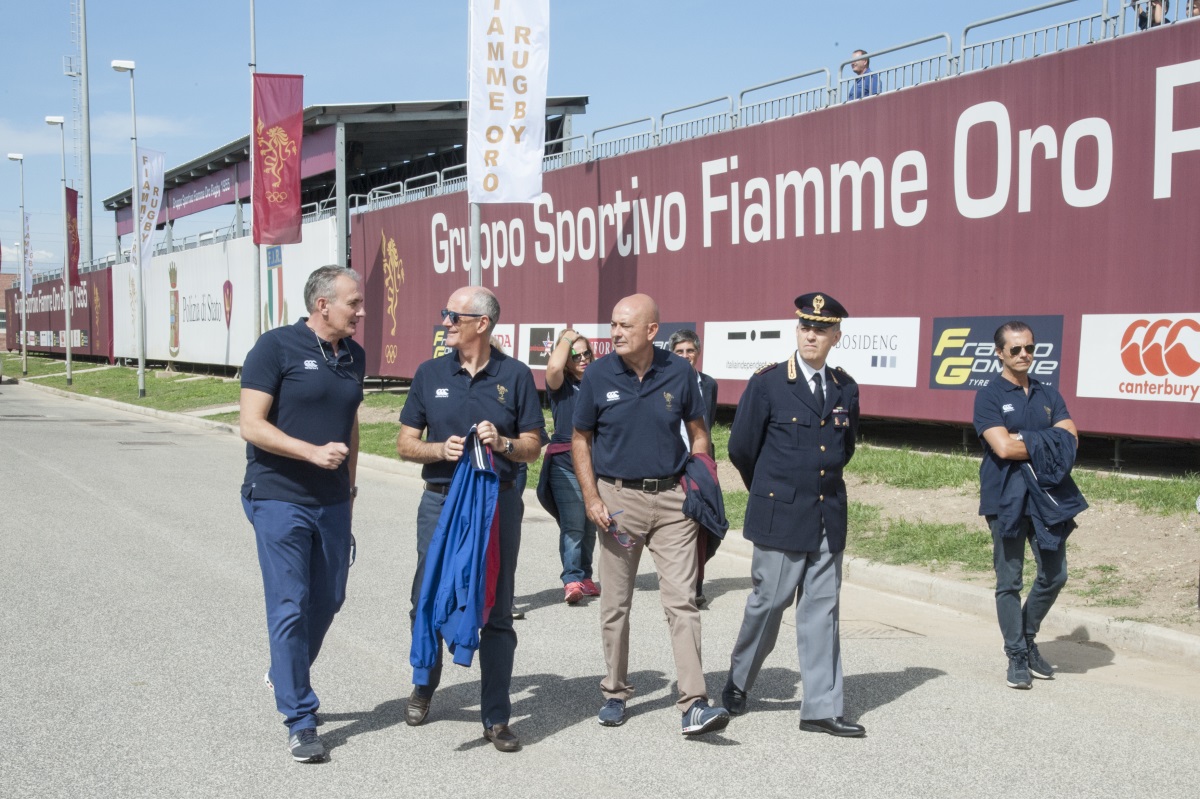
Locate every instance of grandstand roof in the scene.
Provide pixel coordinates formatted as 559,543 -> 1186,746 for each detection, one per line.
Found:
101,97 -> 589,214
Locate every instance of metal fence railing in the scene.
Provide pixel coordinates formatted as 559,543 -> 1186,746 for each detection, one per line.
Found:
960,0 -> 1113,74
659,97 -> 734,145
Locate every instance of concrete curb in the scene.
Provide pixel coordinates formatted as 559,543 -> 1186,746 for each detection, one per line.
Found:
14,376 -> 1200,667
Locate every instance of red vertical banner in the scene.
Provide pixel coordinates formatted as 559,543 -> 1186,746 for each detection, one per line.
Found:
66,187 -> 81,284
252,73 -> 304,245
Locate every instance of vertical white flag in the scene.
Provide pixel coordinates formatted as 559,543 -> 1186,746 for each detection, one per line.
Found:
135,147 -> 166,268
22,212 -> 33,292
467,0 -> 549,203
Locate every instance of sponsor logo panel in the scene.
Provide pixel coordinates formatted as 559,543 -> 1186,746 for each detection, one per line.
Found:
1077,313 -> 1200,403
929,315 -> 1063,391
704,318 -> 920,386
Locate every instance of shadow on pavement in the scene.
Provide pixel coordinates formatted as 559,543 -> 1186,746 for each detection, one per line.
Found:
1040,626 -> 1115,674
846,666 -> 946,718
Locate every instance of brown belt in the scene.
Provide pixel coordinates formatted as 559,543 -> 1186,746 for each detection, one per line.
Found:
597,475 -> 680,493
424,480 -> 515,495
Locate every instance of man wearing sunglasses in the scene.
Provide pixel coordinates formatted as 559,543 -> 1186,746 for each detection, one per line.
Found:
974,321 -> 1079,690
723,292 -> 866,738
572,293 -> 731,736
239,265 -> 366,763
397,286 -> 545,752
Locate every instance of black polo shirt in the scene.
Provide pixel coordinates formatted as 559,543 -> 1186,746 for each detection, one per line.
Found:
973,374 -> 1071,516
400,347 -> 544,484
241,318 -> 366,506
573,347 -> 704,479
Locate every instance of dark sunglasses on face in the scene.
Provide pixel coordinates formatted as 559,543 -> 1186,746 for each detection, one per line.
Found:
571,350 -> 593,362
1008,344 -> 1036,357
441,309 -> 486,325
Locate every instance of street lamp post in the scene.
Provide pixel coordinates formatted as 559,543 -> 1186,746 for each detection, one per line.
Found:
45,116 -> 72,386
112,59 -> 146,398
7,153 -> 28,376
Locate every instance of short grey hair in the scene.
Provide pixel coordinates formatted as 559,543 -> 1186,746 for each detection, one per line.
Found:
304,265 -> 359,313
467,288 -> 501,331
667,329 -> 701,352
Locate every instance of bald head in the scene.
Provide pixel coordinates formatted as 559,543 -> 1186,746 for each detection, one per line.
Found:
611,293 -> 660,364
447,285 -> 500,330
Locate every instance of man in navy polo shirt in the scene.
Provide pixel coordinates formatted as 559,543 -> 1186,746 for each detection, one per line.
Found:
397,285 -> 544,752
240,265 -> 366,763
974,320 -> 1078,690
572,293 -> 731,736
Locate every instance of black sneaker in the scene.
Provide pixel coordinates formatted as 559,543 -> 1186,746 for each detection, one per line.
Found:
288,728 -> 326,763
1006,653 -> 1033,689
1026,641 -> 1055,679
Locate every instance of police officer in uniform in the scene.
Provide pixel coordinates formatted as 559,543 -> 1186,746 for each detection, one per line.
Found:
722,292 -> 866,737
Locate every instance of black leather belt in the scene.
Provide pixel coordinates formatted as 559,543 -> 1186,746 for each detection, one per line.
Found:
597,475 -> 680,493
424,481 -> 515,495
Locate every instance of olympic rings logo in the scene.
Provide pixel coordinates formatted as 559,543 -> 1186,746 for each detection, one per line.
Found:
384,344 -> 398,364
1119,318 -> 1200,378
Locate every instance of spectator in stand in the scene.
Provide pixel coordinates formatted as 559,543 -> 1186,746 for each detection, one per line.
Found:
541,329 -> 600,605
1191,0 -> 1199,20
668,329 -> 717,607
1136,0 -> 1171,28
845,49 -> 881,101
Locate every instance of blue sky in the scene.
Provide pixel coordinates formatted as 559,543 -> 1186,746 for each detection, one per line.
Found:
0,0 -> 1097,274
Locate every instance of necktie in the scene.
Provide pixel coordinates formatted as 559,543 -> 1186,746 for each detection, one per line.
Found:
812,371 -> 824,403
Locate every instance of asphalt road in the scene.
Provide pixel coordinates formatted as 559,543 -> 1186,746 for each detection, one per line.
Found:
2,381 -> 1198,798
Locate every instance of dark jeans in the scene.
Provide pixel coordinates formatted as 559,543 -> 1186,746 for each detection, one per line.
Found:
409,485 -> 522,728
989,515 -> 1068,656
549,460 -> 596,584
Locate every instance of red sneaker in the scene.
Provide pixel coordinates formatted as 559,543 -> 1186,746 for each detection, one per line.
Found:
564,582 -> 584,604
580,578 -> 601,597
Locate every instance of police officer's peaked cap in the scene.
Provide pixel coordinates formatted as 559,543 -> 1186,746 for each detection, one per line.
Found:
794,292 -> 849,328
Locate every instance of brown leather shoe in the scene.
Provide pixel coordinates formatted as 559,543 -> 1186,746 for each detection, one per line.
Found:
405,688 -> 432,727
483,724 -> 521,752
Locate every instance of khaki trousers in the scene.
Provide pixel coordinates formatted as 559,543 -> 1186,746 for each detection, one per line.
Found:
597,479 -> 706,712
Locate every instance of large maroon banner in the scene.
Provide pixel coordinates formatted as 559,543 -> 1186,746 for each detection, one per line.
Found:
252,73 -> 304,245
4,269 -> 113,361
66,187 -> 81,286
354,26 -> 1199,441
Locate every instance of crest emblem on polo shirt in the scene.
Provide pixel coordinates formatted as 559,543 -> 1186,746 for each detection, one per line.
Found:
498,385 -> 509,404
1044,405 -> 1052,421
663,391 -> 674,410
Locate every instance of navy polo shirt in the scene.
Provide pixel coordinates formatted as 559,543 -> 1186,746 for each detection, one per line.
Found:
573,347 -> 704,479
400,347 -> 544,484
548,376 -> 580,446
973,375 -> 1071,515
241,318 -> 366,506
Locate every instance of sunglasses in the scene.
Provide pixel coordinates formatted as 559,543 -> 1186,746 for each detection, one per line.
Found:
607,511 -> 639,548
570,350 -> 593,362
1007,344 -> 1036,357
440,309 -> 486,325
314,332 -> 359,381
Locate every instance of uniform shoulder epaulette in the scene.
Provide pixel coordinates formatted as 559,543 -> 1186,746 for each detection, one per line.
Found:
754,362 -> 780,375
831,366 -> 857,385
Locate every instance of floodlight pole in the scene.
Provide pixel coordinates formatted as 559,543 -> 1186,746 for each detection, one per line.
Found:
47,116 -> 72,385
113,60 -> 145,397
8,154 -> 28,375
250,0 -> 261,338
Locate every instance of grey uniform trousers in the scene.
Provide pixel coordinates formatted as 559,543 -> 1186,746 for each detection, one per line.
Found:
727,534 -> 844,720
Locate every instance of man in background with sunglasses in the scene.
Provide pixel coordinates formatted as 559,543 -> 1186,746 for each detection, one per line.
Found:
397,286 -> 545,752
974,321 -> 1079,690
239,265 -> 366,763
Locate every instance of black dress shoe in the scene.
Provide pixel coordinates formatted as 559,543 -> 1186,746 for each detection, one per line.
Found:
405,688 -> 432,727
800,716 -> 866,737
721,682 -> 748,716
483,724 -> 521,752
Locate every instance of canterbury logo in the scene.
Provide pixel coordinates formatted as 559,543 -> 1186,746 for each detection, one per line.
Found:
1120,319 -> 1200,378
606,391 -> 620,402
